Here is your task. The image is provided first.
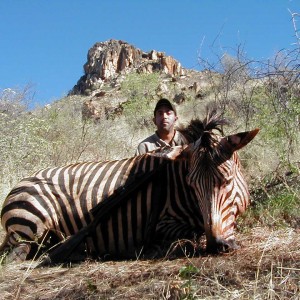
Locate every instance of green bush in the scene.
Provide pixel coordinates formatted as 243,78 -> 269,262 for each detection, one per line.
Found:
250,83 -> 300,169
0,94 -> 137,203
238,174 -> 300,230
121,72 -> 160,129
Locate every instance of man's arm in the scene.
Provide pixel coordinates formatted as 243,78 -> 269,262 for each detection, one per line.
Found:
135,134 -> 160,156
149,145 -> 186,160
135,143 -> 147,156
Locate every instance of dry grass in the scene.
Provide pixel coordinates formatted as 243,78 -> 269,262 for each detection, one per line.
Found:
0,227 -> 299,300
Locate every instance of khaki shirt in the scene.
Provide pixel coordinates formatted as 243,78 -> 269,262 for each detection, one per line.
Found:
135,130 -> 188,155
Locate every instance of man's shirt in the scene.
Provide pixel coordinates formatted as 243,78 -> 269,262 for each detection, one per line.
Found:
135,130 -> 188,155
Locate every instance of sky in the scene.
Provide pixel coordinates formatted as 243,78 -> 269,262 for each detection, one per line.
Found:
1,0 -> 299,107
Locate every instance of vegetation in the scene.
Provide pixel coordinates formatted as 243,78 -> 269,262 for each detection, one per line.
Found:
0,12 -> 299,300
121,72 -> 160,129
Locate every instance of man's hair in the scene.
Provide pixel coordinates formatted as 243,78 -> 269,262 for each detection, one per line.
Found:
154,98 -> 177,116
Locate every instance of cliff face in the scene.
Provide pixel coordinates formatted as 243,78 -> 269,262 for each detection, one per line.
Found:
70,39 -> 185,96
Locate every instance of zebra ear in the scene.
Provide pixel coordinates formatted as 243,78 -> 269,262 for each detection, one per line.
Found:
221,128 -> 259,152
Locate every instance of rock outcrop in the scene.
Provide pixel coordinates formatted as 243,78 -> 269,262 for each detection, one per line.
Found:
68,39 -> 216,122
70,39 -> 185,96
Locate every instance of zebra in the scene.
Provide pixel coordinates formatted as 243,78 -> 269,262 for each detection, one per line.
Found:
0,110 -> 259,262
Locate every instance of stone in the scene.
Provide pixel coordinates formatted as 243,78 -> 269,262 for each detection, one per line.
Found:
70,39 -> 185,96
173,92 -> 186,104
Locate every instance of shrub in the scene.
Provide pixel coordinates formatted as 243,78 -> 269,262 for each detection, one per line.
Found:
120,72 -> 160,130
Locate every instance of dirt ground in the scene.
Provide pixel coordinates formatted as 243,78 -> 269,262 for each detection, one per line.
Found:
0,227 -> 299,300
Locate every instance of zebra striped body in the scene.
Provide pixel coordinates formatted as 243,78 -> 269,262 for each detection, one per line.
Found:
86,158 -> 204,259
1,154 -> 203,260
0,111 -> 259,261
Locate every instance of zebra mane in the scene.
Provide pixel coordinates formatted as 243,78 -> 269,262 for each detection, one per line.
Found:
178,108 -> 228,147
177,108 -> 230,166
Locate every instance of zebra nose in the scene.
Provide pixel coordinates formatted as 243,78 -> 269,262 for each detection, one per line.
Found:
206,237 -> 239,253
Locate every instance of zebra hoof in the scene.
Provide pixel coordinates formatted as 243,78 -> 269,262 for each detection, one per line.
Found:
5,244 -> 31,263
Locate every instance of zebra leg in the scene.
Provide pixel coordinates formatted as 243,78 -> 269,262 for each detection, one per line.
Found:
5,243 -> 31,263
143,237 -> 199,259
146,219 -> 203,258
0,232 -> 32,262
0,232 -> 31,263
3,229 -> 63,262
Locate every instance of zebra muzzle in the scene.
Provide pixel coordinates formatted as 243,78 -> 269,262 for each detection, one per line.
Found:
206,237 -> 239,254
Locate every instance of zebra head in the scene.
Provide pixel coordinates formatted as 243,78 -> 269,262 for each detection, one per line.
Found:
180,110 -> 259,253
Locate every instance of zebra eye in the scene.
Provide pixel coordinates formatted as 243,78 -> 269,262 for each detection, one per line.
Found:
223,176 -> 233,185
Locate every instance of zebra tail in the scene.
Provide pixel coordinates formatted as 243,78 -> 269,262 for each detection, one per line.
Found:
37,226 -> 90,267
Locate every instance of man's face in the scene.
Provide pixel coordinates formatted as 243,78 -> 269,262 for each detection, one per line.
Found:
153,106 -> 178,132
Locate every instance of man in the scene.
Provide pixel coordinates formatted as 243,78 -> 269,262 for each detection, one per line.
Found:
135,98 -> 188,155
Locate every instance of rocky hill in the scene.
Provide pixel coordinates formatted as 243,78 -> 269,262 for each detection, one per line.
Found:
69,39 -> 214,121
